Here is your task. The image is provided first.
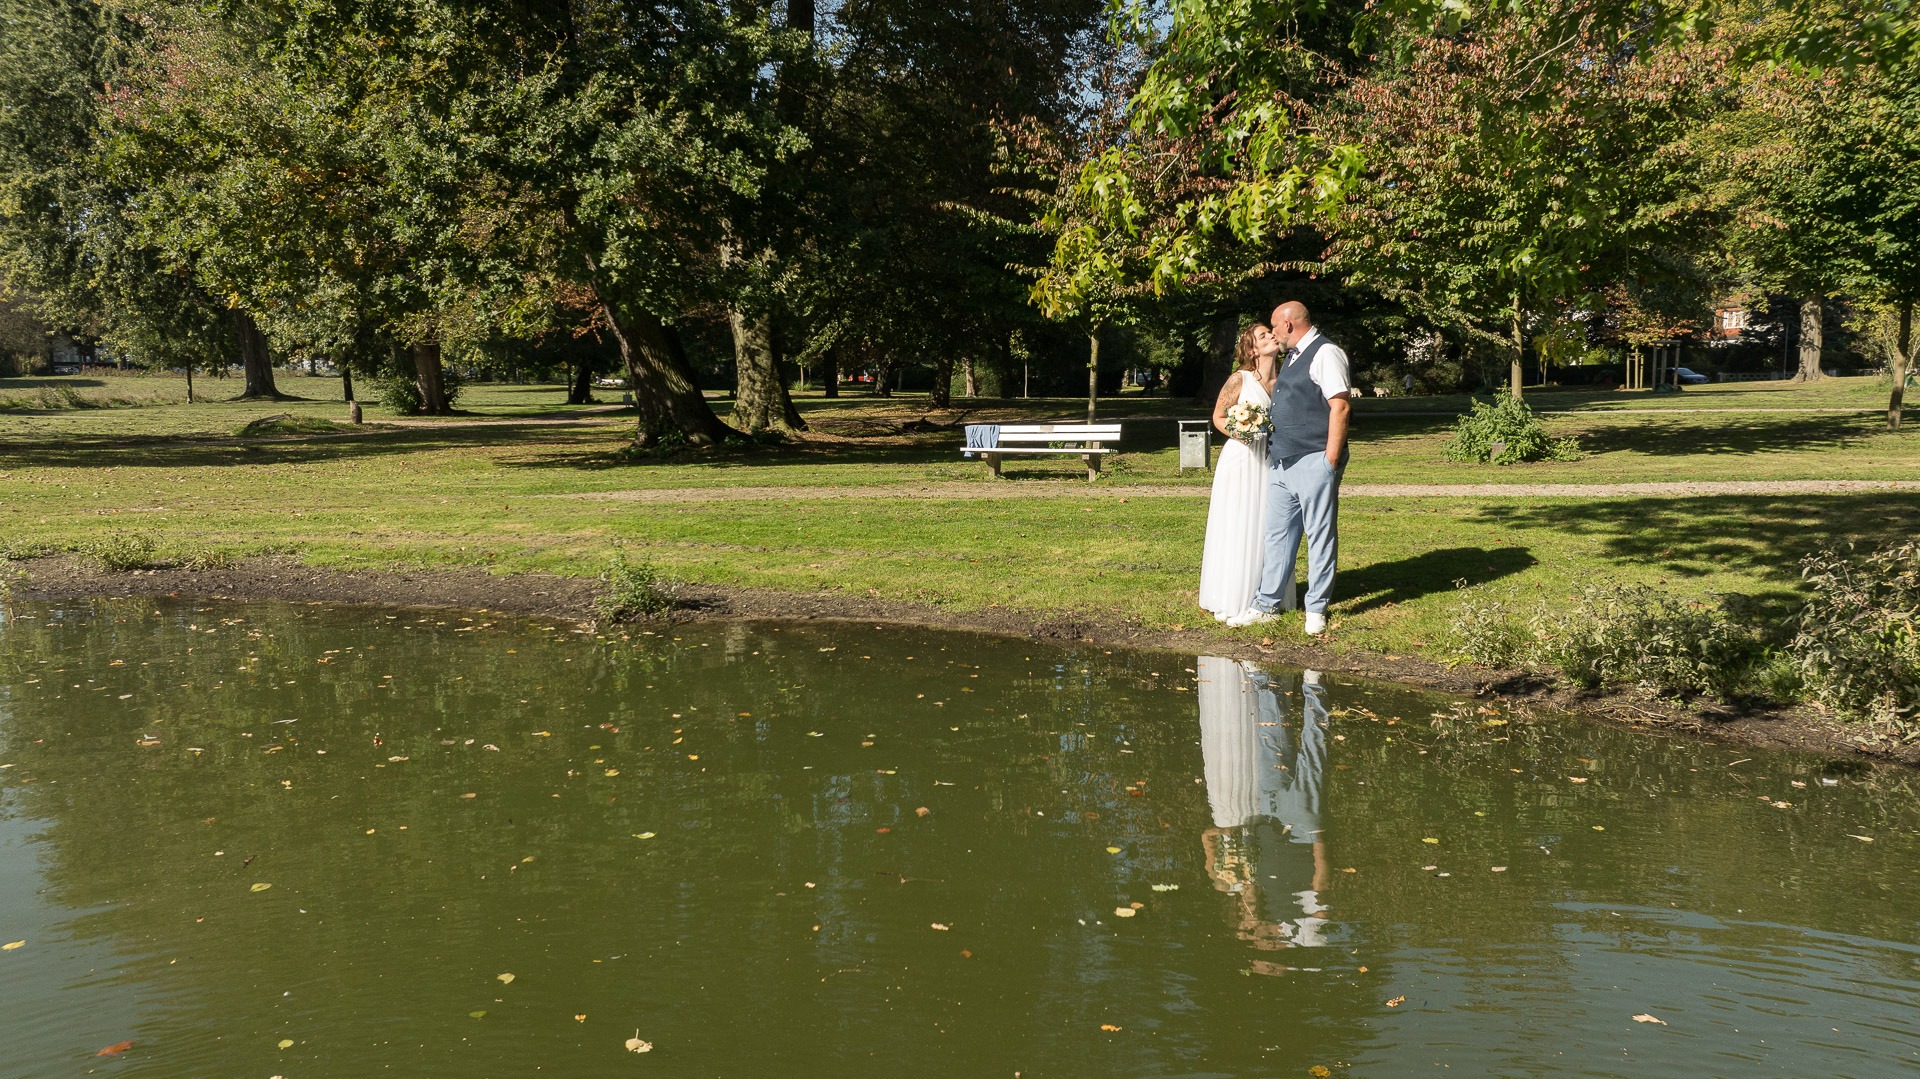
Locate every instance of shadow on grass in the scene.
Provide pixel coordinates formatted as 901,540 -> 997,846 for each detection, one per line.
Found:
0,422 -> 619,469
1474,494 -> 1920,614
1570,414 -> 1878,458
1336,546 -> 1538,615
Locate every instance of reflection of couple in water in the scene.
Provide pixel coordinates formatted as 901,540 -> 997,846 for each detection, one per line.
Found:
1196,655 -> 1333,974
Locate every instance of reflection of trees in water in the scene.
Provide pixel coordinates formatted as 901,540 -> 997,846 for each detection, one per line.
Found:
6,601 -> 1914,1073
0,603 -> 1380,1073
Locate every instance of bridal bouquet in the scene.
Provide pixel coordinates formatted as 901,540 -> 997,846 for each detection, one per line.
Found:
1223,401 -> 1271,445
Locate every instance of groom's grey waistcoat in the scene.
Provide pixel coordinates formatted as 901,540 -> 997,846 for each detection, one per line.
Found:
1268,334 -> 1333,462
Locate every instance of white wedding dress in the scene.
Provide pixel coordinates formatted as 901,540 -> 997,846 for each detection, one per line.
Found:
1198,372 -> 1296,619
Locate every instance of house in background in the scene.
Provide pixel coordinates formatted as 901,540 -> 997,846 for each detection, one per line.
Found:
1709,305 -> 1750,342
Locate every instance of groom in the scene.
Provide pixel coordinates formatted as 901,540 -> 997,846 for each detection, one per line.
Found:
1228,301 -> 1351,635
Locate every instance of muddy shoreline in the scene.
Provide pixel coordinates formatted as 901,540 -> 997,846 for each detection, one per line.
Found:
9,555 -> 1910,767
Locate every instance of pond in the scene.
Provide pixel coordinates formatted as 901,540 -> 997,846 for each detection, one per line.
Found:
0,598 -> 1916,1078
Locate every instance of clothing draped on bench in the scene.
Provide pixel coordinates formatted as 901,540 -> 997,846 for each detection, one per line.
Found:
963,424 -> 1000,457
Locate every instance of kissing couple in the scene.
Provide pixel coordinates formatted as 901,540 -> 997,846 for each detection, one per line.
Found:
1197,301 -> 1353,636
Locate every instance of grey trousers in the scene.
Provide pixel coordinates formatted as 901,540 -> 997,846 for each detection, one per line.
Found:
1253,451 -> 1344,615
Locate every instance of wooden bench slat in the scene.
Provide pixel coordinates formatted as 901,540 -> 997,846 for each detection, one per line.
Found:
966,447 -> 1113,455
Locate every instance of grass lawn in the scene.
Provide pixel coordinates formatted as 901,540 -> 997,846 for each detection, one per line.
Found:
3,371 -> 1914,670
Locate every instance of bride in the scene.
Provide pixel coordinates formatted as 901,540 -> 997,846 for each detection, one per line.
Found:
1199,322 -> 1296,620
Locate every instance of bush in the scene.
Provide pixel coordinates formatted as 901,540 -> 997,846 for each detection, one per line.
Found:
1530,585 -> 1767,699
1442,584 -> 1530,668
1791,542 -> 1920,733
374,365 -> 464,415
1445,582 -> 1769,701
0,539 -> 55,561
1443,396 -> 1581,464
83,531 -> 159,572
596,549 -> 679,624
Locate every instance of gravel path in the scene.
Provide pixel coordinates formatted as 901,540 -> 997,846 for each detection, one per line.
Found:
566,479 -> 1920,503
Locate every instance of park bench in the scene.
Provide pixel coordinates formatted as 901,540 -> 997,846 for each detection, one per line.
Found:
962,422 -> 1122,482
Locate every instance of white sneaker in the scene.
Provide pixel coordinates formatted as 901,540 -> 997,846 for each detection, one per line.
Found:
1226,609 -> 1277,628
1304,612 -> 1328,636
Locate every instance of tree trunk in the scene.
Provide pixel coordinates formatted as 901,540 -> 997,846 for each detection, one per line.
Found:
730,305 -> 805,432
1891,297 -> 1912,431
1793,295 -> 1824,381
233,309 -> 280,399
412,341 -> 450,415
931,352 -> 953,409
962,356 -> 977,398
821,341 -> 839,398
1199,314 -> 1237,404
1087,327 -> 1101,423
567,353 -> 595,405
341,364 -> 354,403
1509,295 -> 1524,399
185,363 -> 194,404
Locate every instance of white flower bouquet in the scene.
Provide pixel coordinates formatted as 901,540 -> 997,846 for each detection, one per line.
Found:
1223,401 -> 1272,445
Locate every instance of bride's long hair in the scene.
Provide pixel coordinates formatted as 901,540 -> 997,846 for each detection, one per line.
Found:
1234,322 -> 1270,371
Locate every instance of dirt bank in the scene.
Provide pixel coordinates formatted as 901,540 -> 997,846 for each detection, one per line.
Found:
9,554 -> 1910,767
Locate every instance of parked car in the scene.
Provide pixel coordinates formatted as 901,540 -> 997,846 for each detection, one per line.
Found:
49,363 -> 80,375
1674,366 -> 1709,384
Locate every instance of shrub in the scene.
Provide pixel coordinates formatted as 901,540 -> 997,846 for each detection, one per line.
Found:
1442,583 -> 1530,668
1530,585 -> 1767,700
596,549 -> 679,624
1791,542 -> 1920,733
374,365 -> 463,415
83,531 -> 159,572
1446,582 -> 1770,700
1443,396 -> 1581,464
0,539 -> 55,561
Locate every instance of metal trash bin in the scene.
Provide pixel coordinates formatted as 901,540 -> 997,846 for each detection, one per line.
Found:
1178,419 -> 1212,472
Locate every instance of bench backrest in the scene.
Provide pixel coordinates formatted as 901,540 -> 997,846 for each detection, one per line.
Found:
995,423 -> 1122,444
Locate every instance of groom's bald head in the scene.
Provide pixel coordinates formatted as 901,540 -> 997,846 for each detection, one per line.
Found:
1272,301 -> 1312,347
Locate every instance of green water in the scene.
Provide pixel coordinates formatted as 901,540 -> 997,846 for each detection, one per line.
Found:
0,599 -> 1916,1078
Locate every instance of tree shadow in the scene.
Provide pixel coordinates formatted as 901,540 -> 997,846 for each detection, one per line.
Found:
1336,546 -> 1538,615
1571,414 -> 1877,457
1474,493 -> 1920,617
0,422 -> 617,470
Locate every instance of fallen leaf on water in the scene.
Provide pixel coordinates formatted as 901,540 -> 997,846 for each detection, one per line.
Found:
575,1014 -> 587,1023
1592,826 -> 1606,831
97,1041 -> 134,1056
250,883 -> 272,893
1567,776 -> 1588,784
633,832 -> 656,840
460,793 -> 478,799
1105,846 -> 1122,854
1385,996 -> 1406,1007
1491,866 -> 1508,873
931,923 -> 950,931
1770,800 -> 1793,809
497,972 -> 515,984
915,807 -> 931,817
625,1032 -> 652,1053
1150,883 -> 1179,892
1632,1013 -> 1667,1025
1113,907 -> 1136,918
532,731 -> 551,737
277,1039 -> 294,1049
469,1011 -> 486,1019
1357,966 -> 1369,973
960,949 -> 972,958
1421,838 -> 1439,845
1,940 -> 22,951
1847,834 -> 1875,842
1310,1067 -> 1332,1078
1099,1024 -> 1122,1032
875,827 -> 891,834
604,769 -> 620,777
